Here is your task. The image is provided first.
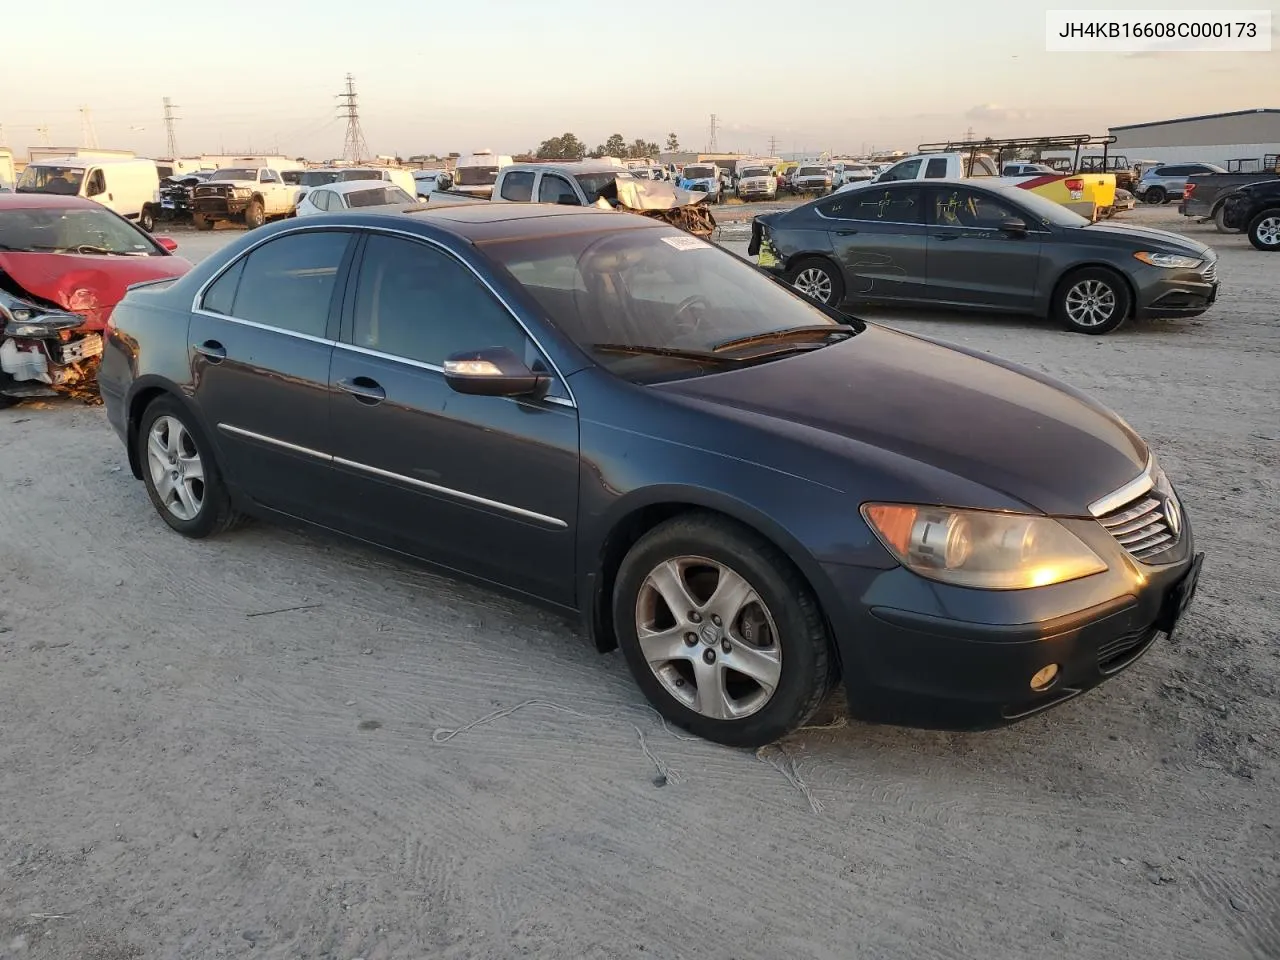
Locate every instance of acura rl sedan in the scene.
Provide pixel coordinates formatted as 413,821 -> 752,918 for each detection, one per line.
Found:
99,204 -> 1203,747
748,179 -> 1219,334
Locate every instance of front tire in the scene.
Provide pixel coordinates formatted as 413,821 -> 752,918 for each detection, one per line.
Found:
138,205 -> 156,232
137,396 -> 243,538
243,199 -> 266,229
1246,208 -> 1280,251
1143,186 -> 1167,205
612,513 -> 833,748
1053,267 -> 1131,335
787,256 -> 845,306
193,213 -> 214,231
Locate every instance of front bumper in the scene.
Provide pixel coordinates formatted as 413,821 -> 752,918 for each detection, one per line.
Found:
1134,262 -> 1219,318
193,197 -> 249,218
818,515 -> 1201,728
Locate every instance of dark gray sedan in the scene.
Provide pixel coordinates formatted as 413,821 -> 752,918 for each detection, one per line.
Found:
99,204 -> 1202,747
749,180 -> 1219,334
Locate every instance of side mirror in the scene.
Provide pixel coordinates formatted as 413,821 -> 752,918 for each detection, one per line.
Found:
155,235 -> 179,252
999,217 -> 1027,236
443,346 -> 548,397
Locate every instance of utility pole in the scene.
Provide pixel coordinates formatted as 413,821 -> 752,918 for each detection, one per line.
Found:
36,125 -> 50,145
163,97 -> 181,158
964,126 -> 974,141
707,113 -> 718,153
768,134 -> 779,156
337,73 -> 369,163
80,106 -> 99,149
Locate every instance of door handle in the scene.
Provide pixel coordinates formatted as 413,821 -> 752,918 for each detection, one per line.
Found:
835,229 -> 859,236
194,339 -> 226,361
933,233 -> 960,241
337,376 -> 386,405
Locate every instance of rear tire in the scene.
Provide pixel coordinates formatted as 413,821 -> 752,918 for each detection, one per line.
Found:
138,206 -> 156,232
1053,267 -> 1130,335
612,513 -> 833,748
136,396 -> 244,538
1246,208 -> 1280,251
1143,186 -> 1167,205
193,213 -> 214,231
787,256 -> 845,306
1212,205 -> 1239,234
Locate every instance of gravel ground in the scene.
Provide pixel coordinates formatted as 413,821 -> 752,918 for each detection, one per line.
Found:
1,204 -> 1277,960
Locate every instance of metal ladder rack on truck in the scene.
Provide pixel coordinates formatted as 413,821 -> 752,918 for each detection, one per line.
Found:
917,134 -> 1120,220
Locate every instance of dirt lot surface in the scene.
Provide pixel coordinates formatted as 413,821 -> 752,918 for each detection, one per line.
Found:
1,205 -> 1277,960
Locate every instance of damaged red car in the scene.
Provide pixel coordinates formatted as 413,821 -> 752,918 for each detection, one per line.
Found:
0,194 -> 190,406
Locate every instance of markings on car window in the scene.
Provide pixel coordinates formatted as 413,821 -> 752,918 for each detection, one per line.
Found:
662,235 -> 710,251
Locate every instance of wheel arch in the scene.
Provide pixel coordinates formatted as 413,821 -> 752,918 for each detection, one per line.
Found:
124,376 -> 207,480
582,489 -> 844,679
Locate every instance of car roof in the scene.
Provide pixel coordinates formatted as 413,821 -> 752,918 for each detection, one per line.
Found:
0,193 -> 102,211
320,179 -> 408,196
515,160 -> 626,174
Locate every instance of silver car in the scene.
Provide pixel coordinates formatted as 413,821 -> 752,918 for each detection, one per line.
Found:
1135,162 -> 1225,205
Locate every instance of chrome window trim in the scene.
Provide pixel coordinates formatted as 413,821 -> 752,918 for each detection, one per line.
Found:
332,456 -> 567,528
216,423 -> 568,529
191,308 -> 335,344
191,221 -> 578,410
1088,455 -> 1156,518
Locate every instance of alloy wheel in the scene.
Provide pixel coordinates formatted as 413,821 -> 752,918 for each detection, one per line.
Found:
146,416 -> 205,521
1256,215 -> 1280,247
634,556 -> 782,721
794,267 -> 833,303
1064,278 -> 1117,328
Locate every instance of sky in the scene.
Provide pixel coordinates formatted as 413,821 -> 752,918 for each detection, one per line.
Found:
2,0 -> 1276,160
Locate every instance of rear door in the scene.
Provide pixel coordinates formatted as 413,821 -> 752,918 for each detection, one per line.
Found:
188,228 -> 355,519
816,185 -> 928,302
326,231 -> 580,604
923,184 -> 1042,311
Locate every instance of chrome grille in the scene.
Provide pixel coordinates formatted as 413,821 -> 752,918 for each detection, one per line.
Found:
1097,494 -> 1175,560
1202,260 -> 1217,284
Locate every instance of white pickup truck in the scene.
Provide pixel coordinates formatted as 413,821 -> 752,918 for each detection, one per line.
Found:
190,166 -> 301,230
836,151 -> 1118,219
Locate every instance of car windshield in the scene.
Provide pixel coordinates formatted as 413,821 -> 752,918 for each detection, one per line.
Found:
684,166 -> 714,179
211,168 -> 257,181
740,167 -> 769,178
0,207 -> 160,256
797,167 -> 824,177
16,166 -> 86,195
574,172 -> 631,200
297,170 -> 341,186
456,165 -> 500,186
1004,188 -> 1091,227
482,226 -> 856,384
343,186 -> 415,207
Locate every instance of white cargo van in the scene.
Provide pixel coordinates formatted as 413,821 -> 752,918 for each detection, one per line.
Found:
0,148 -> 14,190
16,157 -> 162,230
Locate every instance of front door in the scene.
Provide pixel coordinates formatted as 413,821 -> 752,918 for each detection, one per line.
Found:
188,228 -> 355,519
816,185 -> 928,303
326,231 -> 580,604
924,185 -> 1043,311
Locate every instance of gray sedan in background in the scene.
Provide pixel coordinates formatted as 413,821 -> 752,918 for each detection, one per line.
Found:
749,180 -> 1220,334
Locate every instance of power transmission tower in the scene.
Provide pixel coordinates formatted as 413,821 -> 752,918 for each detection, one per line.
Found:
768,135 -> 779,156
163,97 -> 181,157
36,125 -> 50,145
964,126 -> 974,141
707,114 -> 718,152
80,106 -> 99,148
337,73 -> 369,163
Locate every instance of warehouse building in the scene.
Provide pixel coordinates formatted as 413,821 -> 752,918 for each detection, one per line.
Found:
1108,108 -> 1280,169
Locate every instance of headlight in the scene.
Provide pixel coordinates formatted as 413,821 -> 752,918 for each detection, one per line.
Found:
861,504 -> 1107,590
1134,251 -> 1202,269
232,187 -> 252,197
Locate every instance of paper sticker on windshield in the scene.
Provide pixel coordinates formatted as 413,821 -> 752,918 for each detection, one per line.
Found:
662,235 -> 709,251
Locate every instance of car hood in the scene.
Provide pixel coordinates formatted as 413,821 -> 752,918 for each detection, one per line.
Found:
1074,221 -> 1211,257
0,251 -> 191,332
655,325 -> 1149,516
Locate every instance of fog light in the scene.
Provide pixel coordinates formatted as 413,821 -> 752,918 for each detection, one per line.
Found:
1030,664 -> 1060,692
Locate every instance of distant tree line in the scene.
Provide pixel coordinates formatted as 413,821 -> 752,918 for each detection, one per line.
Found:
532,132 -> 679,161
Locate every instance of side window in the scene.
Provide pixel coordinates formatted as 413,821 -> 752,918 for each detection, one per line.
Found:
931,187 -> 1020,228
924,158 -> 948,178
878,159 -> 921,182
86,170 -> 107,196
538,174 -> 579,205
200,258 -> 246,315
309,190 -> 329,211
499,171 -> 535,202
261,170 -> 281,183
351,234 -> 530,366
818,188 -> 922,223
229,231 -> 350,336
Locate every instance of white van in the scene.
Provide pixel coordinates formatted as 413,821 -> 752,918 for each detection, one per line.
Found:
16,157 -> 162,230
0,148 -> 14,191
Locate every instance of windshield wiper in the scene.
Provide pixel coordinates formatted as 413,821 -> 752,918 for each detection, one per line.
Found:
712,324 -> 854,353
591,343 -> 750,364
